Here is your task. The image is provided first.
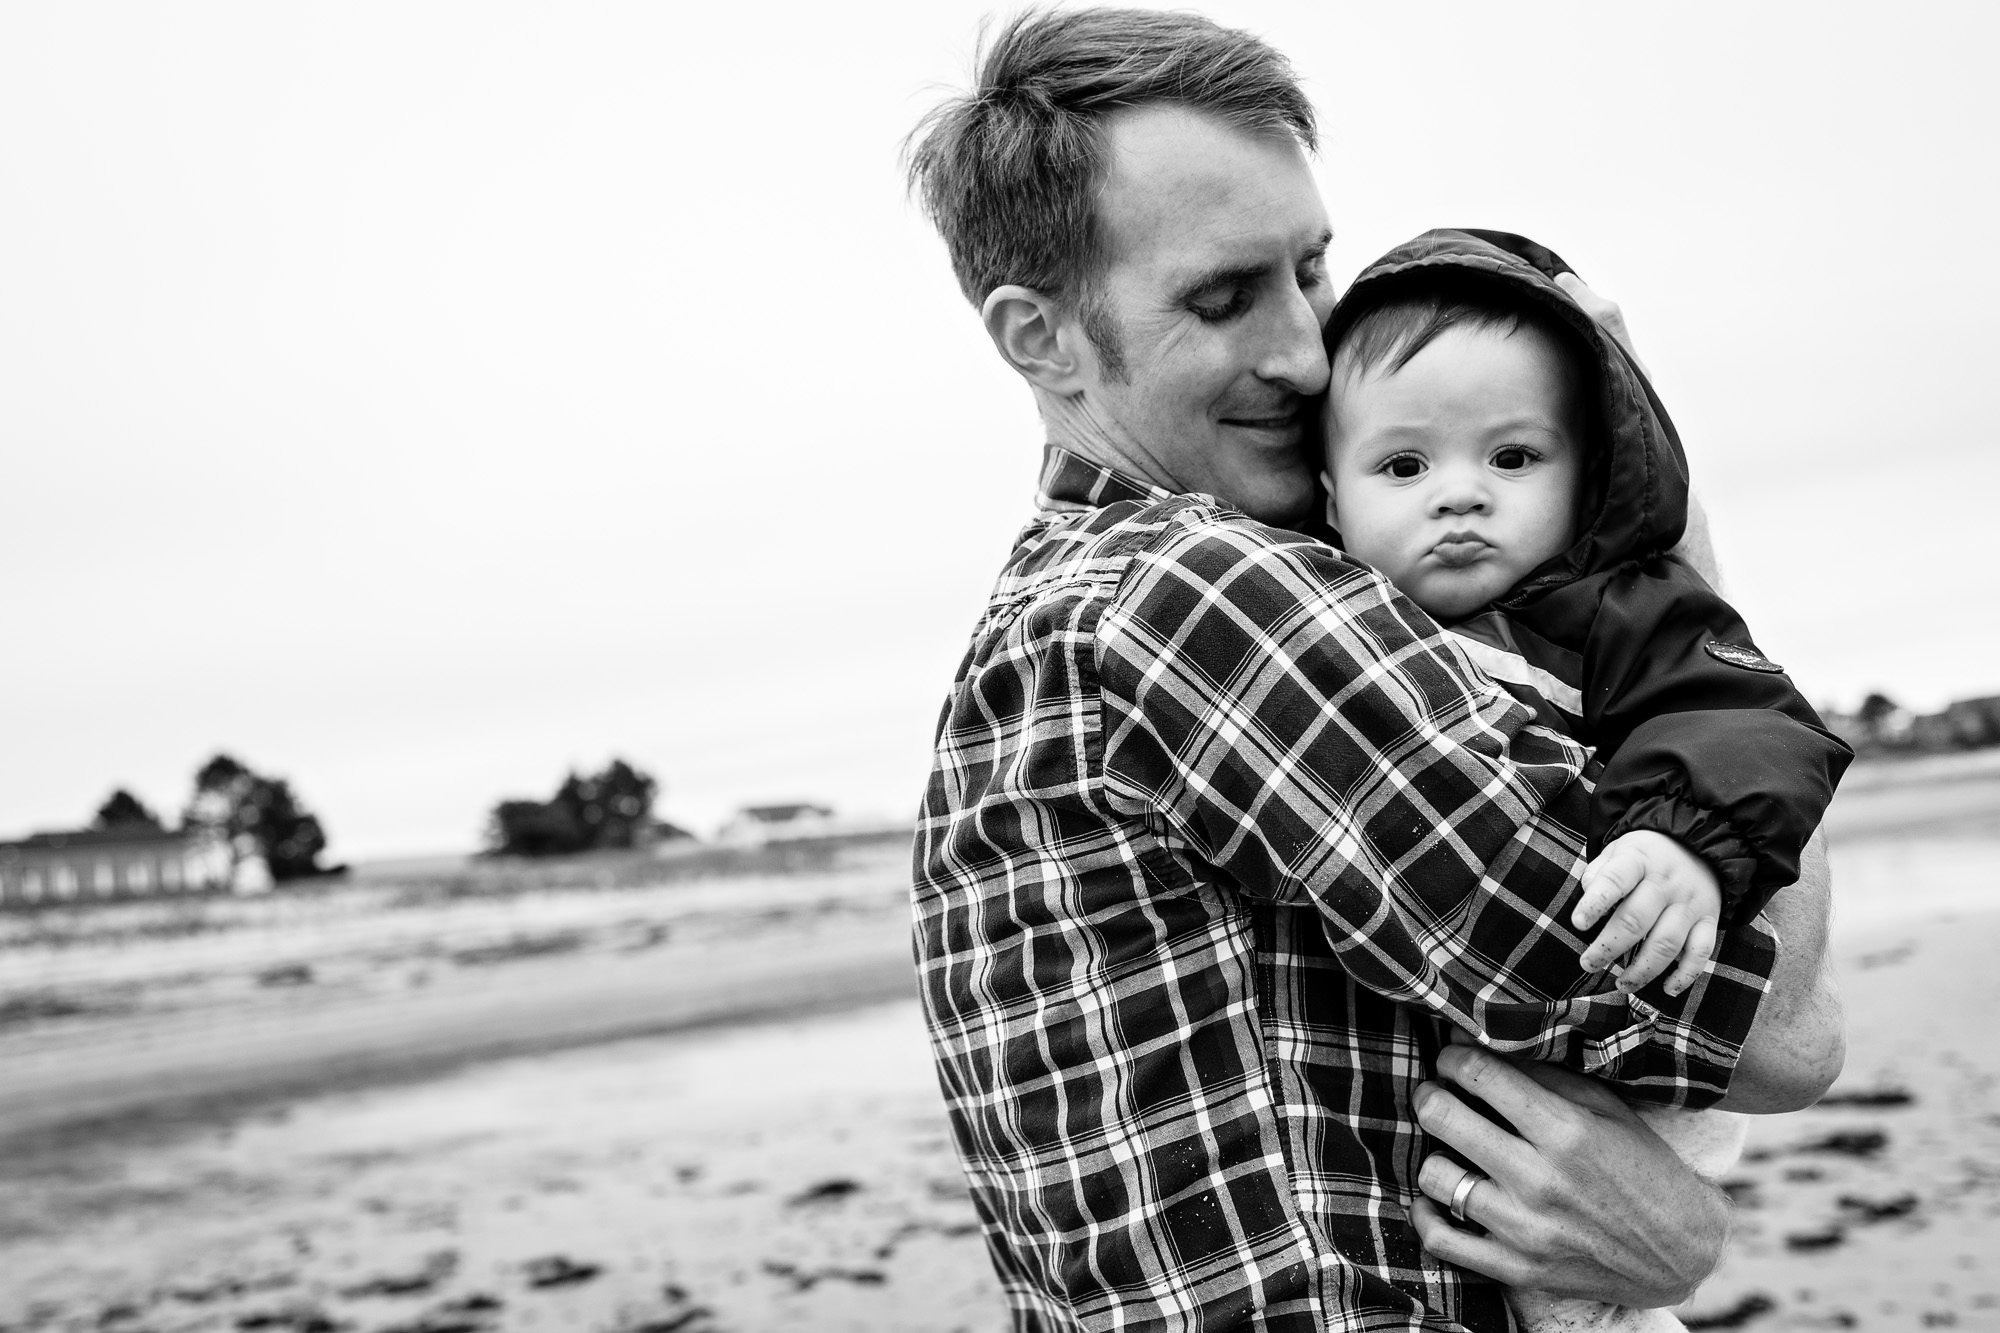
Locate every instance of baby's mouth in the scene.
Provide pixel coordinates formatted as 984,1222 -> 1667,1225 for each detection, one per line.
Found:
1430,535 -> 1491,569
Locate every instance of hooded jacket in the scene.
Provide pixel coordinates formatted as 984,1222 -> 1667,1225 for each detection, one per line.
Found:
1324,229 -> 1852,925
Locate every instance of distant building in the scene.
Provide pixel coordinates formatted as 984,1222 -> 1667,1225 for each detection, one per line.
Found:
1827,690 -> 2000,757
1943,695 -> 2000,748
716,802 -> 837,847
0,824 -> 235,906
645,815 -> 696,844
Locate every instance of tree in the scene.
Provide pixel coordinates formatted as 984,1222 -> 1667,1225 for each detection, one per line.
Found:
94,788 -> 162,830
184,753 -> 334,883
1854,692 -> 1910,748
487,758 -> 660,857
554,758 -> 657,851
1856,692 -> 1901,728
486,800 -> 586,857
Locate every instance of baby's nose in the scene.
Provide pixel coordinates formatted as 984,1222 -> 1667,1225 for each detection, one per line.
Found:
1431,471 -> 1490,515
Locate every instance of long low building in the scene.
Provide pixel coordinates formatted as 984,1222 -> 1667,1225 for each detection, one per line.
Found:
0,824 -> 235,905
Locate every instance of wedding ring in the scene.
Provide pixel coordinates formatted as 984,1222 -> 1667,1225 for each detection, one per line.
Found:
1448,1171 -> 1483,1223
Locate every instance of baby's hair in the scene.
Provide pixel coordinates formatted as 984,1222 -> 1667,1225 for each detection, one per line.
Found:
1332,287 -> 1576,385
1328,281 -> 1607,523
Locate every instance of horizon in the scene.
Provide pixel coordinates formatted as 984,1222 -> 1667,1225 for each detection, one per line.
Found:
7,689 -> 1987,860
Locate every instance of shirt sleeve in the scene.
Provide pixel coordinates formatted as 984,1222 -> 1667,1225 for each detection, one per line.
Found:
1095,515 -> 1774,1106
1578,554 -> 1855,926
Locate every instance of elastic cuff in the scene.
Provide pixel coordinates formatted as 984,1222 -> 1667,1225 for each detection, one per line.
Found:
1605,792 -> 1757,925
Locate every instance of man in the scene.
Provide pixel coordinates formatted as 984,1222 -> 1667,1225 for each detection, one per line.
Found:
905,10 -> 1842,1330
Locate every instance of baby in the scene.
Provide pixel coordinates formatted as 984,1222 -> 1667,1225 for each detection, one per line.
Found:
1321,230 -> 1852,1329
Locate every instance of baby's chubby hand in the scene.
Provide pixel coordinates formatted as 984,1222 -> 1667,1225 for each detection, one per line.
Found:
1573,831 -> 1723,998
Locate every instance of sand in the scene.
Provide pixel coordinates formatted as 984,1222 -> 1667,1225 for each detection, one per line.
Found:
1,766 -> 1996,1332
1682,839 -> 2000,1329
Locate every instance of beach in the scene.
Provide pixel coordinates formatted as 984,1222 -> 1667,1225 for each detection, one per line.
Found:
3,760 -> 1998,1332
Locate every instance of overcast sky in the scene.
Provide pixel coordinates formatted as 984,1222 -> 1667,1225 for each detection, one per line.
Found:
3,2 -> 1993,858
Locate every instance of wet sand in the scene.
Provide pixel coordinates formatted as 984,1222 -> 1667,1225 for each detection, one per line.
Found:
0,843 -> 918,1145
0,1002 -> 993,1333
1681,839 -> 2000,1330
2,765 -> 1997,1331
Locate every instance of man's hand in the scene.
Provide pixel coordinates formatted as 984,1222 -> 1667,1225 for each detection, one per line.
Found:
1554,272 -> 1650,378
1411,1044 -> 1730,1308
1574,831 -> 1723,997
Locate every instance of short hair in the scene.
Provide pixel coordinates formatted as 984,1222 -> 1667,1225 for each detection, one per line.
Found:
903,7 -> 1315,328
1332,290 -> 1576,386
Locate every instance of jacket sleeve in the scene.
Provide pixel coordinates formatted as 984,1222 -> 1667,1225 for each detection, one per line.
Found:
1580,554 -> 1854,925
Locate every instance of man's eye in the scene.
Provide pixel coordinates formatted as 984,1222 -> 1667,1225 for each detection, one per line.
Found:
1493,447 -> 1538,471
1190,289 -> 1251,322
1385,455 -> 1424,480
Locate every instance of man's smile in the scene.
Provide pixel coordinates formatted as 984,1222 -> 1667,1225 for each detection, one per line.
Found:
1219,404 -> 1306,444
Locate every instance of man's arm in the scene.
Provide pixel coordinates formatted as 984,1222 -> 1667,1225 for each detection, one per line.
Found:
1714,832 -> 1844,1111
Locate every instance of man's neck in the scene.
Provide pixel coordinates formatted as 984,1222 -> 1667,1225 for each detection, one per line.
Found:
1038,389 -> 1180,496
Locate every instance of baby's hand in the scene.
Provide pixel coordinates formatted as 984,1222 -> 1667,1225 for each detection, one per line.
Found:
1572,830 -> 1723,997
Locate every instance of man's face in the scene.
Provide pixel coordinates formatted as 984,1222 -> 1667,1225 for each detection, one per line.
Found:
1070,106 -> 1334,525
1323,322 -> 1585,622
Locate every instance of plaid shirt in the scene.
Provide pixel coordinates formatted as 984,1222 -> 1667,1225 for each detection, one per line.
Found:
913,449 -> 1776,1333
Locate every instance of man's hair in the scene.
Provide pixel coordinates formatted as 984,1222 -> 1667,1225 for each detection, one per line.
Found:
903,7 -> 1315,371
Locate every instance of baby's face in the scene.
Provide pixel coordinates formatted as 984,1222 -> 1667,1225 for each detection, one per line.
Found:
1322,321 -> 1585,622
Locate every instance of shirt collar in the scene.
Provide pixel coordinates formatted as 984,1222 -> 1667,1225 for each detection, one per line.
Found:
1033,444 -> 1340,544
1034,446 -> 1177,514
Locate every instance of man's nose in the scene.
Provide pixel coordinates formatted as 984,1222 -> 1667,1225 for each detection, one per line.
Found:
1253,284 -> 1330,394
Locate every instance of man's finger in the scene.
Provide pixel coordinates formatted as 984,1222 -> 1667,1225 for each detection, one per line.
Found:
1414,1078 -> 1538,1181
1428,1047 -> 1581,1155
1416,1152 -> 1523,1236
1415,1154 -> 1475,1218
1409,1197 -> 1534,1287
1507,1057 -> 1634,1118
1553,272 -> 1650,375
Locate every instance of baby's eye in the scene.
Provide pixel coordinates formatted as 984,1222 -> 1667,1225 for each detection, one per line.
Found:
1384,455 -> 1425,480
1492,446 -> 1539,472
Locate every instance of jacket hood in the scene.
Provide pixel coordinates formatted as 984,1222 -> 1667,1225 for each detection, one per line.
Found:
1323,228 -> 1689,598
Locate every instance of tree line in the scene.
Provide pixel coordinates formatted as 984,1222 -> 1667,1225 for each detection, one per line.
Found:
484,758 -> 686,857
76,753 -> 683,875
91,753 -> 335,883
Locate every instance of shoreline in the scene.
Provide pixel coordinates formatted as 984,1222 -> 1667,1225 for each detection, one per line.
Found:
0,908 -> 916,1153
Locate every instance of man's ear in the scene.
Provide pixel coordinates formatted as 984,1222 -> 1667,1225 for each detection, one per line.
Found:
981,285 -> 1090,394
